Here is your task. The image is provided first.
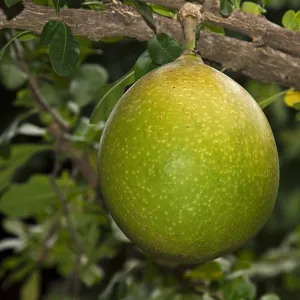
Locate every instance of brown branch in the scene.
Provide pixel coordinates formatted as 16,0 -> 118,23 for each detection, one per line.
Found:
198,32 -> 300,91
201,5 -> 300,58
1,2 -> 300,90
143,0 -> 300,58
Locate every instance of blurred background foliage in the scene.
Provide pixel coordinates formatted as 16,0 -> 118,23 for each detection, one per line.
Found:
0,0 -> 300,299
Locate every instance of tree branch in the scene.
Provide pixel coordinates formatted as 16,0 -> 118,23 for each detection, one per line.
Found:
198,32 -> 300,90
144,0 -> 300,58
1,2 -> 299,90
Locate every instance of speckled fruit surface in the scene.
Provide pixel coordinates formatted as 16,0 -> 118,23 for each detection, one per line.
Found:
98,54 -> 279,264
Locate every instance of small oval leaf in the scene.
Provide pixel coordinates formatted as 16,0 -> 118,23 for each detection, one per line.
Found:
148,33 -> 183,65
220,0 -> 233,17
40,20 -> 62,46
49,22 -> 80,76
134,50 -> 159,80
90,70 -> 135,124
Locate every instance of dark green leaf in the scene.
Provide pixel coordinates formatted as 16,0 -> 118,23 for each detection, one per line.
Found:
2,263 -> 34,288
223,277 -> 256,300
0,176 -> 59,217
70,64 -> 108,107
0,57 -> 27,90
14,84 -> 60,110
53,0 -> 67,14
90,70 -> 135,124
48,22 -> 80,76
4,0 -> 20,7
20,271 -> 40,300
40,21 -> 62,46
148,33 -> 183,65
220,0 -> 233,17
0,144 -> 50,190
134,50 -> 159,80
131,0 -> 156,29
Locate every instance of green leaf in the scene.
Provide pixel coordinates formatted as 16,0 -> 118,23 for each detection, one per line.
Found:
40,21 -> 61,46
46,21 -> 80,76
0,30 -> 31,61
0,57 -> 27,90
150,4 -> 176,18
4,0 -> 20,7
17,32 -> 38,42
260,294 -> 281,300
53,0 -> 67,14
90,70 -> 135,124
259,89 -> 288,109
148,33 -> 183,65
223,277 -> 256,300
134,50 -> 159,80
260,0 -> 270,8
220,0 -> 233,17
0,238 -> 24,252
0,176 -> 59,217
204,23 -> 225,34
18,123 -> 47,136
232,0 -> 241,8
0,144 -> 50,190
282,10 -> 299,31
70,64 -> 108,107
185,261 -> 223,281
15,84 -> 60,108
3,218 -> 26,237
80,264 -> 103,287
20,271 -> 40,300
242,2 -> 262,16
131,0 -> 156,29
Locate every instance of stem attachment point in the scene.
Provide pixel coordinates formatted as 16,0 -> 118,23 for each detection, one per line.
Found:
179,3 -> 202,51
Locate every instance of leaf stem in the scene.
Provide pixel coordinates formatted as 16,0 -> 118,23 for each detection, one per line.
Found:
259,89 -> 289,110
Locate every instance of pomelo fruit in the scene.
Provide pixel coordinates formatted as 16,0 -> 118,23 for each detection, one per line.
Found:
98,54 -> 279,264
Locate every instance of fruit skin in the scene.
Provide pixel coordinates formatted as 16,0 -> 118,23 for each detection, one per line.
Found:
98,54 -> 279,264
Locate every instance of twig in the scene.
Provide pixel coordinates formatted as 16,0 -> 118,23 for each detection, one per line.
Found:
11,38 -> 70,132
37,219 -> 60,266
50,141 -> 84,300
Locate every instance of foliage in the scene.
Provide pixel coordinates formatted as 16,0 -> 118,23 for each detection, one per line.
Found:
0,0 -> 300,299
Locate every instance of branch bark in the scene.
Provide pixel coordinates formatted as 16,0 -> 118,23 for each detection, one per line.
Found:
1,1 -> 299,90
144,0 -> 300,58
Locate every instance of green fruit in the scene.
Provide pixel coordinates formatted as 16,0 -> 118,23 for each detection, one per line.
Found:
98,54 -> 279,264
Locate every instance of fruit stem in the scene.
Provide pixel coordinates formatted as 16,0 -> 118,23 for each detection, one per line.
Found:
179,3 -> 202,52
182,16 -> 197,51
